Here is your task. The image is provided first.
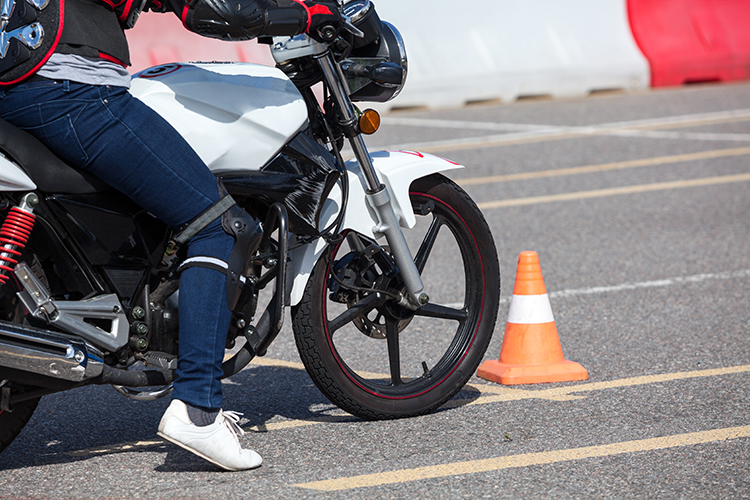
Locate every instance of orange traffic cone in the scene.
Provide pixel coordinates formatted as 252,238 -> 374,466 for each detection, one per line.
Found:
477,251 -> 588,385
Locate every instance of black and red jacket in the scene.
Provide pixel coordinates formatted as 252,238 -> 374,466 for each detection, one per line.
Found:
0,0 -> 311,85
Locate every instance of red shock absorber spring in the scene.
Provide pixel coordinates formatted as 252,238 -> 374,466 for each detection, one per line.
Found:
0,206 -> 36,284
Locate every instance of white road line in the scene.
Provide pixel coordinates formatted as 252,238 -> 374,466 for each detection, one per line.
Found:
375,109 -> 750,152
383,108 -> 750,132
382,117 -> 551,132
497,269 -> 750,303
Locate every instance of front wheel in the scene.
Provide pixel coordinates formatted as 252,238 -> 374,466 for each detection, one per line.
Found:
292,174 -> 500,419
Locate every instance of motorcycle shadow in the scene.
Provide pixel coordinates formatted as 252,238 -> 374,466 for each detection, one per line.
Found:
0,363 -> 482,472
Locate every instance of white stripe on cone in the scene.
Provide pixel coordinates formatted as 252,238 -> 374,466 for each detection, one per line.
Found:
506,294 -> 555,324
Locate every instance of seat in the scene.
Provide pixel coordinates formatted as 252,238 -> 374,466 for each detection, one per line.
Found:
0,116 -> 109,194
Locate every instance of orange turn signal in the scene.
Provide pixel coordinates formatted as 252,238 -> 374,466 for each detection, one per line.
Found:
359,109 -> 381,135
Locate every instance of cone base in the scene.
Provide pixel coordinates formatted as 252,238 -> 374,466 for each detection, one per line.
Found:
477,358 -> 589,385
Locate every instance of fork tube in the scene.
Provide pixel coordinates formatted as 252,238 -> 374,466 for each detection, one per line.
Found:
316,51 -> 381,190
316,51 -> 428,308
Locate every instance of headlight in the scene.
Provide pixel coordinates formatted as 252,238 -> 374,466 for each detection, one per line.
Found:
346,21 -> 408,103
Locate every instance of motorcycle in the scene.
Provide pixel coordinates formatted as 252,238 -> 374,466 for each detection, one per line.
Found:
0,0 -> 500,453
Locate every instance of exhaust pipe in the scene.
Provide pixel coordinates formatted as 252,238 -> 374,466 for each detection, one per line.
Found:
0,319 -> 104,383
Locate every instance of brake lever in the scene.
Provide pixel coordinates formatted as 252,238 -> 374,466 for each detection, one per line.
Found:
342,16 -> 364,38
317,15 -> 363,43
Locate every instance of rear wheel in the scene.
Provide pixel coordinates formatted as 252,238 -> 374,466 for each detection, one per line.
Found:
292,174 -> 500,419
0,255 -> 44,453
0,397 -> 41,453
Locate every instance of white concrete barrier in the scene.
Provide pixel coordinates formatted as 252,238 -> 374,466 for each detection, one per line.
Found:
373,0 -> 650,110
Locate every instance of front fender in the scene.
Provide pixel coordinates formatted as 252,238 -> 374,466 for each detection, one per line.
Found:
288,150 -> 462,306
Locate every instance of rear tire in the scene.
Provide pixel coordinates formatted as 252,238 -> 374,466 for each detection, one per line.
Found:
292,174 -> 500,419
0,397 -> 41,453
0,253 -> 45,453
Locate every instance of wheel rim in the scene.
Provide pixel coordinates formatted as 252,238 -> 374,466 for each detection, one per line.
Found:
320,190 -> 486,400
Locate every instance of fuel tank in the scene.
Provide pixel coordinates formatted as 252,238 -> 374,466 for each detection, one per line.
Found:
130,62 -> 308,174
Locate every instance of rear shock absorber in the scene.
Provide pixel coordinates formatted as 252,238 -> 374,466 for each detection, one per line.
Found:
0,193 -> 39,284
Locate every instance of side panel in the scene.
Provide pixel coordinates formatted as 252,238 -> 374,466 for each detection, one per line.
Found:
0,155 -> 36,191
288,151 -> 463,306
130,62 -> 309,174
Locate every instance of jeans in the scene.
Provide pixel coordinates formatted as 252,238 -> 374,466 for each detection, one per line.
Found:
0,79 -> 234,410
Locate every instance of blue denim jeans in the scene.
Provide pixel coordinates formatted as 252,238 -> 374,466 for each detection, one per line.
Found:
0,80 -> 234,410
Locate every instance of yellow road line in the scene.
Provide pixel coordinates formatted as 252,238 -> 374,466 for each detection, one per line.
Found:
250,357 -> 306,370
251,356 -> 385,379
477,172 -> 750,209
64,365 -> 750,455
626,113 -> 750,130
296,425 -> 750,491
458,147 -> 750,186
459,364 -> 750,405
249,363 -> 750,429
65,440 -> 165,457
417,131 -> 586,153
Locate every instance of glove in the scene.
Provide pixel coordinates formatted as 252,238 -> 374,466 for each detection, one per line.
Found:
292,0 -> 344,42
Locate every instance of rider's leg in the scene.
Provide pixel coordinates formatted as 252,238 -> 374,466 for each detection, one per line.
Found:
0,80 -> 260,470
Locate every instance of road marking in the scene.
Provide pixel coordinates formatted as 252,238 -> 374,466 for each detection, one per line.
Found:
547,269 -> 750,300
246,364 -> 750,432
295,425 -> 750,491
383,117 -> 552,133
458,147 -> 750,185
496,268 -> 750,304
63,365 -> 750,455
594,129 -> 750,142
460,364 -> 750,404
602,108 -> 750,130
250,357 -> 306,370
476,172 -> 750,209
384,109 -> 750,133
378,109 -> 750,153
65,440 -> 165,457
251,355 -> 385,379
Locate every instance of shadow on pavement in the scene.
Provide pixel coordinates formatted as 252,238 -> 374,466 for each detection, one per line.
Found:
0,361 -> 483,472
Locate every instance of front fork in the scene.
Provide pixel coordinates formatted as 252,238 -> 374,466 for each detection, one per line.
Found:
316,51 -> 429,309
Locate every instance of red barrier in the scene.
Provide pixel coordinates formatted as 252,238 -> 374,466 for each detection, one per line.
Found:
627,0 -> 750,86
125,12 -> 274,73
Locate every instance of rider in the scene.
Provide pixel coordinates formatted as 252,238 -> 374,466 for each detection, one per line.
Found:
0,0 -> 343,471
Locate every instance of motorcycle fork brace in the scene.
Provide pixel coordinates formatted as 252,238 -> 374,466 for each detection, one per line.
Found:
316,52 -> 428,309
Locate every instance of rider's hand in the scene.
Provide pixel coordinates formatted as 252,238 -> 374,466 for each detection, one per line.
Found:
293,0 -> 344,43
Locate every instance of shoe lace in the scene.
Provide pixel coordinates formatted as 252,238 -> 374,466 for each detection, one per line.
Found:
219,410 -> 245,439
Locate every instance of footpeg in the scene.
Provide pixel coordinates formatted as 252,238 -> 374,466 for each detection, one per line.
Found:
14,263 -> 129,352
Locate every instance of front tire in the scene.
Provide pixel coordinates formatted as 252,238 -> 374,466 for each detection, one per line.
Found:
292,174 -> 500,419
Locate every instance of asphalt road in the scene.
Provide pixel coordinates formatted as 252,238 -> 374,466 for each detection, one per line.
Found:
2,82 -> 750,499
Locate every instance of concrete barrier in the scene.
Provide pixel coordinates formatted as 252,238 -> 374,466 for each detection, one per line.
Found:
627,0 -> 750,87
373,0 -> 650,110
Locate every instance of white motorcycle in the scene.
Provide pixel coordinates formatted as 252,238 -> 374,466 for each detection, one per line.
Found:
0,0 -> 500,452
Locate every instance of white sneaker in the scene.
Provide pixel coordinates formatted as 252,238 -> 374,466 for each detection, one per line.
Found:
157,399 -> 262,471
